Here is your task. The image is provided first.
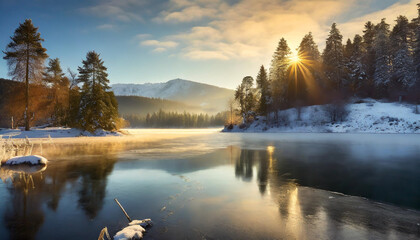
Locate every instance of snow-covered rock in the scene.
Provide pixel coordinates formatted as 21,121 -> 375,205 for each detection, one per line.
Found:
224,99 -> 420,133
2,155 -> 48,165
113,219 -> 152,240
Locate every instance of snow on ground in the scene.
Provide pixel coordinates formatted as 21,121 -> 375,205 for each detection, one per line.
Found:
225,99 -> 420,133
1,155 -> 48,166
0,127 -> 122,139
114,219 -> 152,240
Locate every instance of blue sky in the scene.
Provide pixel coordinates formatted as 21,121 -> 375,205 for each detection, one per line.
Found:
0,0 -> 418,89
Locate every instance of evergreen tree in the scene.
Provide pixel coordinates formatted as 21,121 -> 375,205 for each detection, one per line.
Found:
255,65 -> 270,116
413,4 -> 420,102
346,35 -> 367,95
287,32 -> 322,109
323,23 -> 346,91
3,19 -> 48,130
44,58 -> 69,125
235,76 -> 256,123
390,16 -> 415,96
362,21 -> 376,96
77,51 -> 119,132
373,19 -> 391,97
269,38 -> 291,114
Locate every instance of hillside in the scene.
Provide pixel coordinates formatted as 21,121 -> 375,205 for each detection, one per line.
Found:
116,96 -> 202,116
224,99 -> 420,133
112,78 -> 234,113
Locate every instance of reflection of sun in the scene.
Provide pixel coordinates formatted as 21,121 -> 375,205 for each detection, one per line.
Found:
289,52 -> 301,63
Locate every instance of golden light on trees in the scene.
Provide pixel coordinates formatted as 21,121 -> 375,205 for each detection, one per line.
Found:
289,52 -> 301,64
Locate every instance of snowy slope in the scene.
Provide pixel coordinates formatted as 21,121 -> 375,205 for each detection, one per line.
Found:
112,79 -> 234,113
225,99 -> 420,133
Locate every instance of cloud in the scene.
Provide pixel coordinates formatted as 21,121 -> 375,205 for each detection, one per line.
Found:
135,33 -> 152,40
159,0 -> 357,60
152,47 -> 167,53
97,24 -> 115,30
81,0 -> 145,22
339,0 -> 419,40
141,40 -> 179,48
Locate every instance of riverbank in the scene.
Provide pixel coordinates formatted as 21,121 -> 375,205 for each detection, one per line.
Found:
224,99 -> 420,133
0,127 -> 123,139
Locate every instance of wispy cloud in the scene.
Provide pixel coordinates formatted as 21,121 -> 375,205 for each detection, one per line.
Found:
97,24 -> 115,30
339,0 -> 419,40
81,0 -> 145,22
158,0 -> 357,60
141,40 -> 179,48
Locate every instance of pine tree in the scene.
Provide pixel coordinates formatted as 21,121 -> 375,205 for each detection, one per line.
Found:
3,19 -> 48,130
286,32 -> 321,109
362,21 -> 376,96
269,38 -> 291,116
256,65 -> 270,116
44,58 -> 69,125
390,16 -> 415,96
234,76 -> 255,123
413,4 -> 420,103
373,19 -> 391,97
323,23 -> 346,91
346,35 -> 367,95
77,51 -> 119,132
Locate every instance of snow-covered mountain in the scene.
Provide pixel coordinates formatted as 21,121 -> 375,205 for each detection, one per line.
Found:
112,79 -> 234,113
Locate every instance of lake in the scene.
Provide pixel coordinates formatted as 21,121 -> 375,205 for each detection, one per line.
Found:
0,129 -> 419,240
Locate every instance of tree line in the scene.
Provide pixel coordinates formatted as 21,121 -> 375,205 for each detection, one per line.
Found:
235,4 -> 420,124
2,19 -> 120,132
124,110 -> 227,128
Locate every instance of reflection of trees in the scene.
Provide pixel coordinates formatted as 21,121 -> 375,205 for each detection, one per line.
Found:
3,169 -> 46,240
76,157 -> 116,219
1,156 -> 117,239
231,144 -> 420,238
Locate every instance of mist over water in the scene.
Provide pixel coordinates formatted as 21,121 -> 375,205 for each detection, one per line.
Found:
0,130 -> 419,239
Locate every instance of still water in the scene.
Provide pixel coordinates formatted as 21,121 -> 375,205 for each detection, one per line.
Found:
0,130 -> 419,240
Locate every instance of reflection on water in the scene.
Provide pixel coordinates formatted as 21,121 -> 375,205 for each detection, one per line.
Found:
0,130 -> 419,239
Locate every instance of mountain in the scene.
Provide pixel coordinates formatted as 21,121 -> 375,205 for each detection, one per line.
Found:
116,96 -> 202,116
111,79 -> 234,113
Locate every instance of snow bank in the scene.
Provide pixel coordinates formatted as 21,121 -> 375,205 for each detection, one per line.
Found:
113,219 -> 152,240
2,155 -> 48,165
0,127 -> 122,139
224,99 -> 420,133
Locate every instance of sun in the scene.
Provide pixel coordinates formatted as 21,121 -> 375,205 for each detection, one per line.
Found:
289,52 -> 301,63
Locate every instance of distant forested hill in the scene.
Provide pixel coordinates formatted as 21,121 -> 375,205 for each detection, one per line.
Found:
112,78 -> 234,113
116,96 -> 202,116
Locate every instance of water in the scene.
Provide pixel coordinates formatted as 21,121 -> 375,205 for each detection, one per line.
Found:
0,130 -> 419,240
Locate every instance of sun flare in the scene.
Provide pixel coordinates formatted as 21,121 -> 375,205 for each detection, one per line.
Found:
289,52 -> 301,64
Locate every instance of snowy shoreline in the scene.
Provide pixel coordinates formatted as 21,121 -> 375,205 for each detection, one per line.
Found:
0,127 -> 124,139
223,99 -> 420,134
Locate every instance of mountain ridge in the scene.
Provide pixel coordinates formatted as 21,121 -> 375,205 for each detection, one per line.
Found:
111,78 -> 234,113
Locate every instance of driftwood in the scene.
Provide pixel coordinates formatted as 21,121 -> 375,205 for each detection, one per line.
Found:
98,227 -> 112,240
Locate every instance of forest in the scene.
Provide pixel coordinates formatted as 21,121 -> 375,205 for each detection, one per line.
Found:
124,110 -> 227,128
234,5 -> 420,125
0,20 -> 120,132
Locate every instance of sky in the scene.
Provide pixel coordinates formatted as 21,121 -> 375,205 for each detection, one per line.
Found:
0,0 -> 418,89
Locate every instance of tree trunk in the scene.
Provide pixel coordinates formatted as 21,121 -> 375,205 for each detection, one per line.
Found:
25,44 -> 30,131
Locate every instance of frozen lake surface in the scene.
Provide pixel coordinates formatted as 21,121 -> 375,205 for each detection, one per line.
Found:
0,129 -> 419,239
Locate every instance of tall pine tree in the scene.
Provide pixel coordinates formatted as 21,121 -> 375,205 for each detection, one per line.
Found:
269,38 -> 291,113
362,21 -> 376,96
345,35 -> 367,95
3,19 -> 48,130
323,23 -> 346,92
390,16 -> 415,97
373,19 -> 391,97
44,58 -> 70,125
77,51 -> 119,132
256,65 -> 270,116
